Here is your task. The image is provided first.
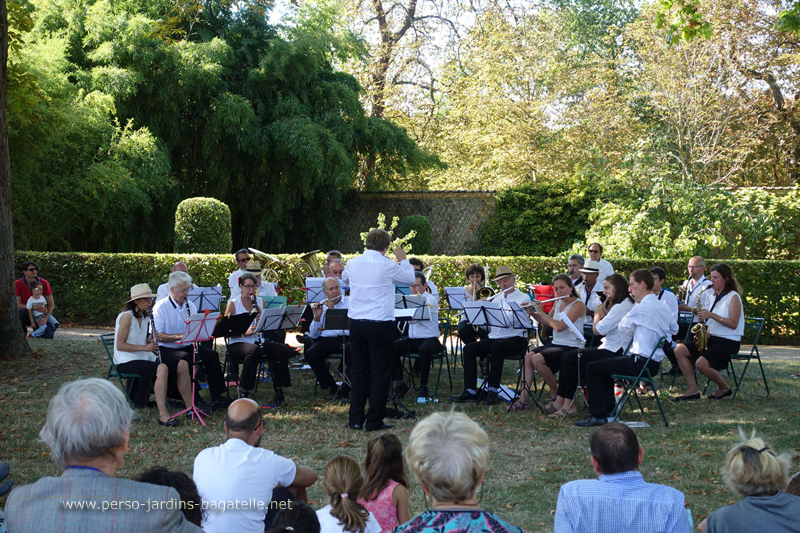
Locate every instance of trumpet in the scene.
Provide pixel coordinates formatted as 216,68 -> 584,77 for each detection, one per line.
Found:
311,294 -> 342,309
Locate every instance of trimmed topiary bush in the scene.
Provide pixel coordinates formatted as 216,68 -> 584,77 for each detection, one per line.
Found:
397,215 -> 432,254
174,197 -> 232,254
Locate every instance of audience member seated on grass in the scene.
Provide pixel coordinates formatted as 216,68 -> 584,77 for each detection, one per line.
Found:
697,430 -> 800,533
15,260 -> 58,338
396,411 -> 526,533
138,467 -> 205,527
193,398 -> 318,533
554,422 -> 690,533
267,502 -> 321,533
3,378 -> 202,532
316,455 -> 381,533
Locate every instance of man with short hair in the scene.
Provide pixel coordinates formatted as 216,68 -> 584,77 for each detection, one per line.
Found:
228,248 -> 251,299
555,422 -> 690,533
157,261 -> 188,301
328,259 -> 345,279
153,271 -> 227,411
587,243 -> 615,287
651,267 -> 681,377
677,255 -> 713,333
408,257 -> 438,299
451,266 -> 531,406
322,250 -> 343,277
568,254 -> 585,290
343,229 -> 415,431
306,277 -> 350,400
5,378 -> 202,532
14,261 -> 58,338
578,260 -> 603,317
577,270 -> 678,427
193,399 -> 318,533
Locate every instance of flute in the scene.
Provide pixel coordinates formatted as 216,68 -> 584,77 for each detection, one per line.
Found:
312,294 -> 342,309
518,295 -> 570,308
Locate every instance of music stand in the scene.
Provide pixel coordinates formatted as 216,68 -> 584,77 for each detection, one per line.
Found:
444,287 -> 468,310
395,284 -> 411,295
176,310 -> 220,426
395,294 -> 431,321
258,296 -> 287,309
188,286 -> 222,312
255,307 -> 285,334
212,313 -> 255,339
323,308 -> 351,389
554,311 -> 587,424
279,305 -> 307,330
304,277 -> 325,303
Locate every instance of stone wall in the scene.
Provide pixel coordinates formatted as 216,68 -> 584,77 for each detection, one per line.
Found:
335,191 -> 496,255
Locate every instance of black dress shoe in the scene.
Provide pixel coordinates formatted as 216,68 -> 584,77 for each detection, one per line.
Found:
674,392 -> 701,402
708,388 -> 732,400
158,417 -> 180,427
366,423 -> 395,431
575,416 -> 608,427
450,390 -> 479,403
347,423 -> 364,430
484,390 -> 500,406
418,385 -> 429,399
271,392 -> 287,406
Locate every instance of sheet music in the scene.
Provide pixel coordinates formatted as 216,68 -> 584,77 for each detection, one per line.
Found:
179,312 -> 220,343
507,301 -> 534,329
280,306 -> 306,329
188,286 -> 222,312
445,287 -> 468,310
558,311 -> 587,343
255,307 -> 284,332
394,308 -> 417,320
395,294 -> 431,320
304,277 -> 325,303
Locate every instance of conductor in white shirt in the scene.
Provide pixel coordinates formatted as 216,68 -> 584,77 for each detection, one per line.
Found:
342,229 -> 415,431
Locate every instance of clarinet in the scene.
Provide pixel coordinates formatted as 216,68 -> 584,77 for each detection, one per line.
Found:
250,292 -> 262,344
149,313 -> 162,364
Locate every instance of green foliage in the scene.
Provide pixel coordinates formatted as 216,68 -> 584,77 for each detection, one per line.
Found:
359,213 -> 416,253
397,215 -> 431,255
586,181 -> 800,261
174,197 -> 232,254
654,0 -> 713,44
15,251 -> 800,342
478,174 -> 625,256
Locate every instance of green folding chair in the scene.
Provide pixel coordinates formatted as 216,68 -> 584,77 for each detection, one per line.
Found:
101,333 -> 141,419
610,336 -> 669,427
729,317 -> 767,399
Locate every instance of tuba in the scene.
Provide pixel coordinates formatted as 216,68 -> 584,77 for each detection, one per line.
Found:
248,248 -> 282,284
294,250 -> 324,286
691,287 -> 710,353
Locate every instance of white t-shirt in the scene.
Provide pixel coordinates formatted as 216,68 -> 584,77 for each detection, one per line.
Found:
26,295 -> 47,318
193,438 -> 297,533
316,504 -> 381,533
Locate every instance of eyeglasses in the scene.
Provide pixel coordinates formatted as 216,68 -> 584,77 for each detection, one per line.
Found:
411,283 -> 424,288
25,268 -> 37,272
588,249 -> 600,254
237,257 -> 250,263
175,286 -> 192,293
242,284 -> 257,289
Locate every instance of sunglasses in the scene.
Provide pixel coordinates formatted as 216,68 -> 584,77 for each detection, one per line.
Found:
25,268 -> 37,272
237,258 -> 251,263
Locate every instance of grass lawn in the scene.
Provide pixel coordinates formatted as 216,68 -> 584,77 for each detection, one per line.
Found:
1,338 -> 798,532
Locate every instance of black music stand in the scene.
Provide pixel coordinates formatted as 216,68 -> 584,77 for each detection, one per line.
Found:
212,313 -> 256,395
176,311 -> 220,426
554,312 -> 587,424
444,287 -> 468,310
188,286 -> 223,312
323,308 -> 351,390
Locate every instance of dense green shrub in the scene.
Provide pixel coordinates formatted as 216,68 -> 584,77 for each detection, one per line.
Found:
478,174 -> 626,256
14,252 -> 800,343
397,215 -> 432,254
174,198 -> 232,254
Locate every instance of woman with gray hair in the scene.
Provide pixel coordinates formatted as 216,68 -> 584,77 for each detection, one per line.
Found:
698,430 -> 800,532
397,411 -> 526,533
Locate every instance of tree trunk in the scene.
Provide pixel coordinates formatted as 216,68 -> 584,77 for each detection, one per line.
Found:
0,0 -> 31,357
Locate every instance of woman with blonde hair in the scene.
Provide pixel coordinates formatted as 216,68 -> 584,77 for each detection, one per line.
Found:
317,455 -> 381,533
397,411 -> 525,533
698,430 -> 800,532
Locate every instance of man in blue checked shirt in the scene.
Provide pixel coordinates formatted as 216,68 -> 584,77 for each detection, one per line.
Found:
555,423 -> 691,533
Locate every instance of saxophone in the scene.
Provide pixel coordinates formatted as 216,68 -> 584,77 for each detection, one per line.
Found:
691,287 -> 710,353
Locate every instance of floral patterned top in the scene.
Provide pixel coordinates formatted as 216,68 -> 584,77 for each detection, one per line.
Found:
358,479 -> 400,533
394,509 -> 526,533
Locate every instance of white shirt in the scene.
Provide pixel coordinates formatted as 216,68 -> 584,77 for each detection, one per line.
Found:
113,310 -> 156,365
489,289 -> 530,339
596,258 -> 615,287
552,299 -> 585,348
228,297 -> 258,345
618,294 -> 678,362
152,296 -> 197,349
315,505 -> 381,533
155,283 -> 169,302
595,298 -> 634,353
681,276 -> 712,323
309,298 -> 350,338
194,438 -> 297,533
706,290 -> 744,341
26,295 -> 47,318
656,289 -> 680,322
409,292 -> 439,339
579,283 -> 602,313
342,250 -> 415,321
228,269 -> 245,299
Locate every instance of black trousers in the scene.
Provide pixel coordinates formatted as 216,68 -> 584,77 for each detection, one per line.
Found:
585,355 -> 660,418
462,336 -> 528,390
348,320 -> 397,430
556,347 -> 622,399
116,360 -> 159,408
228,341 -> 293,391
394,337 -> 442,387
305,336 -> 349,391
159,346 -> 225,400
457,320 -> 488,345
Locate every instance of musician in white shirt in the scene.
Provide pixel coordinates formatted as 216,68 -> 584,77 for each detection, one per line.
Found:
342,229 -> 415,431
578,260 -> 603,318
306,278 -> 350,400
587,243 -> 615,287
394,272 -> 442,400
451,266 -> 532,406
227,248 -> 251,299
156,261 -> 188,302
409,257 -> 439,300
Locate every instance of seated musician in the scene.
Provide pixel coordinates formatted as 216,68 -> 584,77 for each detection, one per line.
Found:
152,271 -> 228,412
576,269 -> 678,427
156,261 -> 188,301
524,274 -> 633,415
578,260 -> 603,317
328,259 -> 345,279
409,257 -> 438,299
450,266 -> 530,406
227,248 -> 251,300
114,283 -> 183,427
225,272 -> 294,405
306,277 -> 350,401
568,254 -> 585,290
515,274 -> 585,414
323,249 -> 343,276
457,264 -> 489,344
394,272 -> 442,400
673,263 -> 744,401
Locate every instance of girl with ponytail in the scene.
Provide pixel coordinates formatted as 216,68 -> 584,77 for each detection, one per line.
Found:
317,455 -> 380,533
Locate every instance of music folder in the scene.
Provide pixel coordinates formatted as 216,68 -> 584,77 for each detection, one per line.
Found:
179,311 -> 220,344
395,284 -> 411,295
445,287 -> 468,310
211,313 -> 254,339
258,295 -> 287,309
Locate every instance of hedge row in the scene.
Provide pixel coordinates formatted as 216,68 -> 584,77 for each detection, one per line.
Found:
14,252 -> 800,343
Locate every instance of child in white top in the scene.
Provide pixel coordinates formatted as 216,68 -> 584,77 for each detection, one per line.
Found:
26,282 -> 58,338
